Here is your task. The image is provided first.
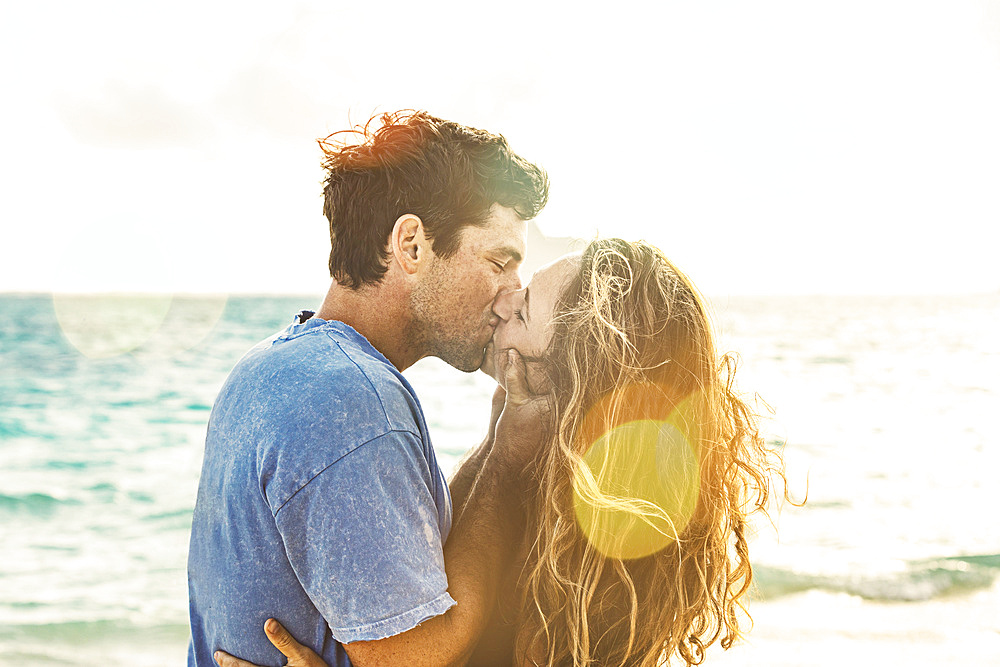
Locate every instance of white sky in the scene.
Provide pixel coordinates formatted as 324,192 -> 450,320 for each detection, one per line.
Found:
2,0 -> 999,296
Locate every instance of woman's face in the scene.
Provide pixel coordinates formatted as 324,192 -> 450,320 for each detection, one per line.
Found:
482,254 -> 580,388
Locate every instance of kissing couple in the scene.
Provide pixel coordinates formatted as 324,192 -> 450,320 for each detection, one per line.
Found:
188,111 -> 784,667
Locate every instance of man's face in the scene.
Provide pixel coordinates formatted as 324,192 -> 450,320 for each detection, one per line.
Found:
409,204 -> 526,372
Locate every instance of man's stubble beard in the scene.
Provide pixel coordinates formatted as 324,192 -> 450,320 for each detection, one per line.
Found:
409,265 -> 489,373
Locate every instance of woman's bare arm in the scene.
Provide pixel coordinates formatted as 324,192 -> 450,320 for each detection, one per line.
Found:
448,384 -> 506,524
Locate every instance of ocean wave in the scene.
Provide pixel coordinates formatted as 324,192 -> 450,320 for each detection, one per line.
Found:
6,617 -> 189,646
142,508 -> 194,525
1,618 -> 190,666
43,460 -> 95,471
0,492 -> 82,516
0,419 -> 30,438
754,554 -> 1000,602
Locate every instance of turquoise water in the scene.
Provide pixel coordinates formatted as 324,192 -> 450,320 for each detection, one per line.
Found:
2,293 -> 998,664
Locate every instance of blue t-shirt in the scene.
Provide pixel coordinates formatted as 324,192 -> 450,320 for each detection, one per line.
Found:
187,315 -> 454,667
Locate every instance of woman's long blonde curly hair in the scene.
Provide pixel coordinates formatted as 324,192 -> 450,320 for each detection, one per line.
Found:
515,238 -> 786,666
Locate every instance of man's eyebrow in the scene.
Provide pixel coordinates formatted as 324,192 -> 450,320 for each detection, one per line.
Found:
491,246 -> 523,264
524,286 -> 530,321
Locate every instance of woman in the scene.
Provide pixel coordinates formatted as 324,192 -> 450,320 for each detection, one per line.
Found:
217,238 -> 786,666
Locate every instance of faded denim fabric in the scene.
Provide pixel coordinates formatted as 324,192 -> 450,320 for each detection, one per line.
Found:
187,315 -> 454,667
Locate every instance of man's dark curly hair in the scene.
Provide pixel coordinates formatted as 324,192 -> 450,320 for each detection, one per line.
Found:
319,110 -> 550,288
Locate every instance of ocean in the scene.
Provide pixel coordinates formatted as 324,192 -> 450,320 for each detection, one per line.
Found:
2,292 -> 998,665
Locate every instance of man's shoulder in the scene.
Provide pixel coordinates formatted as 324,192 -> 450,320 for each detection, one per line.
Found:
301,324 -> 425,433
230,320 -> 414,412
216,320 -> 429,480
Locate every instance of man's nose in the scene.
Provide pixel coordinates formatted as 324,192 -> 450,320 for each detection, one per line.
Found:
505,269 -> 523,293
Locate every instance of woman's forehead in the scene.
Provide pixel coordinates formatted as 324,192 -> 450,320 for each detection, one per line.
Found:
531,254 -> 580,286
527,256 -> 580,315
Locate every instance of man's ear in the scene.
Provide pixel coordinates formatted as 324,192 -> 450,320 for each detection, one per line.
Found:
389,213 -> 430,276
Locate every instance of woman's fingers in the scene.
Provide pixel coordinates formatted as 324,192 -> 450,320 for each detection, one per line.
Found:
263,619 -> 326,666
492,349 -> 553,472
263,618 -> 299,658
502,350 -> 551,418
502,349 -> 531,404
487,383 -> 507,442
213,650 -> 257,667
211,620 -> 327,667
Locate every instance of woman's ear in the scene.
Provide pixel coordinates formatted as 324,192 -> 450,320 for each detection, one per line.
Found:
389,213 -> 429,276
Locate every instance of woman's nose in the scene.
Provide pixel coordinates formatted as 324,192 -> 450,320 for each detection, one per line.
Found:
492,289 -> 517,322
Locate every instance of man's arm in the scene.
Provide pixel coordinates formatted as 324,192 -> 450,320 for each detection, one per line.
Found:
345,351 -> 548,667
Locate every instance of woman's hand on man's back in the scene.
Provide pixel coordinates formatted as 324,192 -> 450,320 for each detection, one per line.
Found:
213,619 -> 325,667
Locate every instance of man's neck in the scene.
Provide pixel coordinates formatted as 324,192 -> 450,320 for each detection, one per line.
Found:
314,277 -> 422,371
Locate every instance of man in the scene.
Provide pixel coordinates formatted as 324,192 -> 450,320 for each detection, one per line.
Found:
187,110 -> 550,666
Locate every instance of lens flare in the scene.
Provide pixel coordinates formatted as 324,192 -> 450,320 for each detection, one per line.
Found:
47,219 -> 228,359
52,294 -> 229,359
572,385 -> 701,560
135,295 -> 229,359
53,293 -> 175,359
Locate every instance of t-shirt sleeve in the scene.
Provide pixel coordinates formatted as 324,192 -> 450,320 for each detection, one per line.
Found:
273,429 -> 456,644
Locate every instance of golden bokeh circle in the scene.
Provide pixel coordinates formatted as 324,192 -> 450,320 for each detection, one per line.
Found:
571,385 -> 702,560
